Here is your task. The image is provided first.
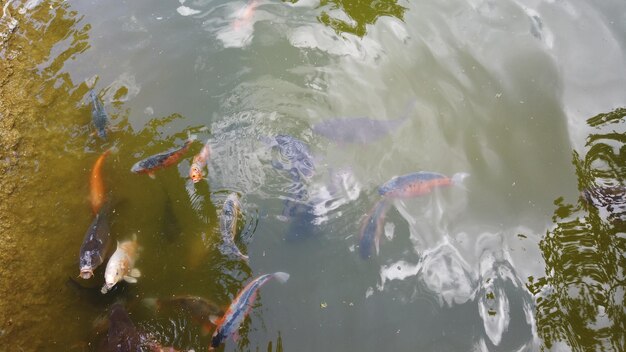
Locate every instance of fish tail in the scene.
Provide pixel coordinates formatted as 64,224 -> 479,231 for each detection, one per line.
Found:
106,141 -> 120,155
451,172 -> 470,189
272,272 -> 290,283
85,75 -> 99,89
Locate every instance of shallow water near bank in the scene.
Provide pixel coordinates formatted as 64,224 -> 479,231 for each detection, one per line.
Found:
1,0 -> 625,351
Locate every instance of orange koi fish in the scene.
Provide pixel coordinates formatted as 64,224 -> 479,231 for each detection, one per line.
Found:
189,140 -> 211,183
90,149 -> 111,214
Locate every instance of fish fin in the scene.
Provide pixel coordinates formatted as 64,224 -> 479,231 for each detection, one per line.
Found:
209,315 -> 220,325
272,272 -> 290,283
130,268 -> 141,278
232,330 -> 240,342
451,172 -> 470,189
375,236 -> 380,256
123,276 -> 138,283
85,75 -> 98,89
201,323 -> 213,336
148,172 -> 156,179
101,286 -> 109,294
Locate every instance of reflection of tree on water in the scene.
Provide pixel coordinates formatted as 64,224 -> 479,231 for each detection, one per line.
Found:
528,108 -> 626,350
285,0 -> 407,37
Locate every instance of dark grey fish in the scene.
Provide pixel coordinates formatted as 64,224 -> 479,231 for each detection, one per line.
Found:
99,303 -> 141,352
148,295 -> 224,333
89,90 -> 108,140
312,100 -> 417,144
219,193 -> 248,262
79,205 -> 112,279
159,195 -> 181,242
269,134 -> 315,180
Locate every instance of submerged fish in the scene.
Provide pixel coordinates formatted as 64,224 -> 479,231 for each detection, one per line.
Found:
233,0 -> 258,30
146,295 -> 224,333
99,303 -> 141,351
79,205 -> 113,279
312,100 -> 417,144
268,134 -> 315,180
189,140 -> 211,183
210,272 -> 290,350
359,199 -> 391,259
313,117 -> 407,144
99,303 -> 183,352
219,193 -> 248,262
89,90 -> 108,140
131,136 -> 196,179
378,172 -> 469,198
101,236 -> 141,294
90,149 -> 112,214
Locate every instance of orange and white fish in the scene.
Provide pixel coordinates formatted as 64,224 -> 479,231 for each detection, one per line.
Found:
189,140 -> 211,183
90,149 -> 112,214
131,135 -> 196,179
209,272 -> 289,350
101,236 -> 141,294
378,171 -> 469,198
233,0 -> 258,30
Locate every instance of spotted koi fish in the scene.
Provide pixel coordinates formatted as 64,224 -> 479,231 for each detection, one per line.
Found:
210,272 -> 290,350
189,140 -> 211,183
131,135 -> 196,179
378,171 -> 469,198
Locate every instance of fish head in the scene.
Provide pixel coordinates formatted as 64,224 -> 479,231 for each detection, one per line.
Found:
130,162 -> 143,174
210,329 -> 228,350
79,268 -> 94,279
189,164 -> 204,183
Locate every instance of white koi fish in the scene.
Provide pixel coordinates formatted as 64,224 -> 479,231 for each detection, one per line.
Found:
101,236 -> 141,294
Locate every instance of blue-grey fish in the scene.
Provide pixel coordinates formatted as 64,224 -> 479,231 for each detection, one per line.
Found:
312,100 -> 417,144
268,134 -> 315,180
89,90 -> 108,140
219,193 -> 248,262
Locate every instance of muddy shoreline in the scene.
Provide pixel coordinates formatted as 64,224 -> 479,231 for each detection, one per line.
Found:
0,2 -> 91,348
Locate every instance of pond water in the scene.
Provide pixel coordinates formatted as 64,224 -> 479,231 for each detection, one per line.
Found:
0,0 -> 625,351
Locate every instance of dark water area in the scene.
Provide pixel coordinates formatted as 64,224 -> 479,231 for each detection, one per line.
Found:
0,0 -> 625,351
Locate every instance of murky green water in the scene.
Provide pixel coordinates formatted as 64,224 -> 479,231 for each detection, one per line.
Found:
1,0 -> 625,351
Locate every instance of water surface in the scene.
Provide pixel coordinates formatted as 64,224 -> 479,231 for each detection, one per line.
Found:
1,0 -> 625,350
